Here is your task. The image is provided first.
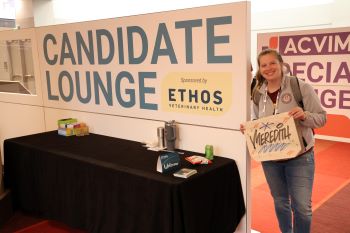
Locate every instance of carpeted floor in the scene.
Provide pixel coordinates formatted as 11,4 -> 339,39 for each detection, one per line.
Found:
0,212 -> 43,233
252,139 -> 350,233
0,212 -> 86,233
312,182 -> 350,233
14,220 -> 86,233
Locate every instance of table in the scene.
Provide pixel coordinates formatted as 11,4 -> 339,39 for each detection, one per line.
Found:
4,131 -> 245,233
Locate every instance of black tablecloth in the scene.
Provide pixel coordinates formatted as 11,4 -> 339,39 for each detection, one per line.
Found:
4,131 -> 245,233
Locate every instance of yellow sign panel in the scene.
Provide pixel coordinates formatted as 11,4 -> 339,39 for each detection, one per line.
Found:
161,72 -> 232,116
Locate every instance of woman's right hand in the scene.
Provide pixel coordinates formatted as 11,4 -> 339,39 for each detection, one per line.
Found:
239,124 -> 246,134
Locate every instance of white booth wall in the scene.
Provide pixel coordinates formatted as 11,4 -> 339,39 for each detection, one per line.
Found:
1,1 -> 251,233
1,1 -> 349,233
31,0 -> 350,68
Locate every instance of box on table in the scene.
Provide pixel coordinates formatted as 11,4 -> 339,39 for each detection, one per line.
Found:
57,118 -> 78,128
58,127 -> 75,136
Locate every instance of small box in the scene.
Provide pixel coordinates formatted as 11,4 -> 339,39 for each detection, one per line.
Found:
58,128 -> 74,136
57,118 -> 78,128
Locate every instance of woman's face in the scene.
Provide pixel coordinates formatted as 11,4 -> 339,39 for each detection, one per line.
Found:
259,53 -> 283,82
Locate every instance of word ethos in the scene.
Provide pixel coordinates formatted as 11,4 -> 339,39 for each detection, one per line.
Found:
43,16 -> 233,110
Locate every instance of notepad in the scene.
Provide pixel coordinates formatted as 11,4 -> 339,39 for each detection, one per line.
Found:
173,168 -> 197,178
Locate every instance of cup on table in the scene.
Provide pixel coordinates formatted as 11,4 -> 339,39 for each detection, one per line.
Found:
205,144 -> 214,160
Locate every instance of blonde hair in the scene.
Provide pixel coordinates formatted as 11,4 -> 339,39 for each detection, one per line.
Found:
251,49 -> 284,99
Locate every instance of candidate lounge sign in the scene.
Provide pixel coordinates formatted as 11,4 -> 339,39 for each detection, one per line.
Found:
244,112 -> 302,161
34,2 -> 249,129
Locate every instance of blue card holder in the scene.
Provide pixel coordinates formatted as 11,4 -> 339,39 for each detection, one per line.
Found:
156,151 -> 180,173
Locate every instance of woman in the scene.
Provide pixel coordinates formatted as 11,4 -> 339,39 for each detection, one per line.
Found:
241,49 -> 326,233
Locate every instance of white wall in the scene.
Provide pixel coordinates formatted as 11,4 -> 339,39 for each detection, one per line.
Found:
15,0 -> 34,28
2,1 -> 349,233
2,1 -> 251,233
32,0 -> 350,79
251,0 -> 350,71
0,27 -> 44,157
0,102 -> 45,163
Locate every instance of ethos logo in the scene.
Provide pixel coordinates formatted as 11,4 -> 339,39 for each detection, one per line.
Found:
161,72 -> 232,115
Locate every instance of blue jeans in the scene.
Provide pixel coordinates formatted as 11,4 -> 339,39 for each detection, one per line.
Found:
261,150 -> 315,233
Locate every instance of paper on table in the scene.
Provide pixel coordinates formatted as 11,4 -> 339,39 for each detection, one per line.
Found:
173,168 -> 197,178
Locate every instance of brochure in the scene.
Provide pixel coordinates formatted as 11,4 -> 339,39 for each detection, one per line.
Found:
173,168 -> 197,178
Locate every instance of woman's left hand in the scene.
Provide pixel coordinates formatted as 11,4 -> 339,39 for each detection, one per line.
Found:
288,107 -> 306,120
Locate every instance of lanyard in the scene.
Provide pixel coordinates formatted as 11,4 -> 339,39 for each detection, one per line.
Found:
262,86 -> 280,116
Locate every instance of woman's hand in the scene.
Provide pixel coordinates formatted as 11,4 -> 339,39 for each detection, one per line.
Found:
239,124 -> 246,134
288,107 -> 306,120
